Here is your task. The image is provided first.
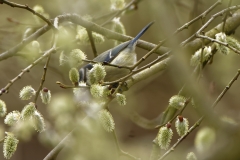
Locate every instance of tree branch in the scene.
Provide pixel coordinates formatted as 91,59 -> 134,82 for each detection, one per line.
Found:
0,0 -> 55,28
0,47 -> 57,96
185,8 -> 240,53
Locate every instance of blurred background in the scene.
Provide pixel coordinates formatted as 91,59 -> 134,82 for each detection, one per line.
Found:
0,0 -> 240,159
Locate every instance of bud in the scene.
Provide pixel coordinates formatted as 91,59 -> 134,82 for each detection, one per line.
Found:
69,68 -> 80,85
91,63 -> 106,83
69,49 -> 87,67
221,116 -> 238,125
40,87 -> 51,104
157,125 -> 173,150
175,116 -> 189,136
76,28 -> 105,45
112,17 -> 126,35
87,70 -> 97,85
215,32 -> 229,55
190,46 -> 212,66
3,132 -> 19,159
90,84 -> 104,98
98,109 -> 115,132
194,127 -> 216,153
169,95 -> 186,109
0,99 -> 7,117
191,98 -> 197,108
215,32 -> 227,42
32,5 -> 49,25
57,26 -> 72,47
112,17 -> 126,45
21,102 -> 36,120
32,110 -> 45,132
4,111 -> 21,126
82,15 -> 93,21
29,41 -> 42,58
59,51 -> 68,66
23,28 -> 34,39
216,44 -> 230,55
19,86 -> 36,100
92,32 -> 105,44
102,86 -> 111,98
226,36 -> 240,51
110,0 -> 125,10
186,152 -> 198,160
116,93 -> 126,106
31,41 -> 41,51
76,29 -> 88,44
33,5 -> 44,14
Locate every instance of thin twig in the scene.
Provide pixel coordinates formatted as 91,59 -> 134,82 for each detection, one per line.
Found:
211,69 -> 240,109
196,34 -> 240,54
128,0 -> 220,70
102,6 -> 240,85
112,82 -> 123,96
103,52 -> 169,85
158,116 -> 204,160
34,54 -> 52,104
172,0 -> 222,45
86,29 -> 98,57
158,68 -> 240,160
44,103 -> 111,160
0,25 -> 51,61
2,8 -> 240,62
100,1 -> 225,85
0,0 -> 55,29
56,81 -> 89,89
6,17 -> 39,27
82,59 -> 131,69
0,14 -> 169,61
181,5 -> 240,46
155,98 -> 191,129
43,131 -> 73,160
112,130 -> 140,160
222,0 -> 233,32
103,7 -> 240,85
131,41 -> 164,69
130,0 -> 221,70
84,33 -> 164,72
34,32 -> 57,104
59,13 -> 170,55
100,0 -> 140,27
0,47 -> 57,96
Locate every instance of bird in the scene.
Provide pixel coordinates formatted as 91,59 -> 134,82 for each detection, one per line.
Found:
79,22 -> 154,84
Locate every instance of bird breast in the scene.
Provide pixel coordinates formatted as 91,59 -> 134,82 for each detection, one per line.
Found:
104,51 -> 137,82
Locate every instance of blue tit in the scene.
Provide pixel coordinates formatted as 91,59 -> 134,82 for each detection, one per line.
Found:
79,22 -> 154,83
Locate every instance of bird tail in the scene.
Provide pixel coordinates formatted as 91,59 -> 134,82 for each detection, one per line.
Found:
128,21 -> 154,47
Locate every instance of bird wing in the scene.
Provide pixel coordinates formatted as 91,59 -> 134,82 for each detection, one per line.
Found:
93,41 -> 130,63
79,41 -> 130,82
